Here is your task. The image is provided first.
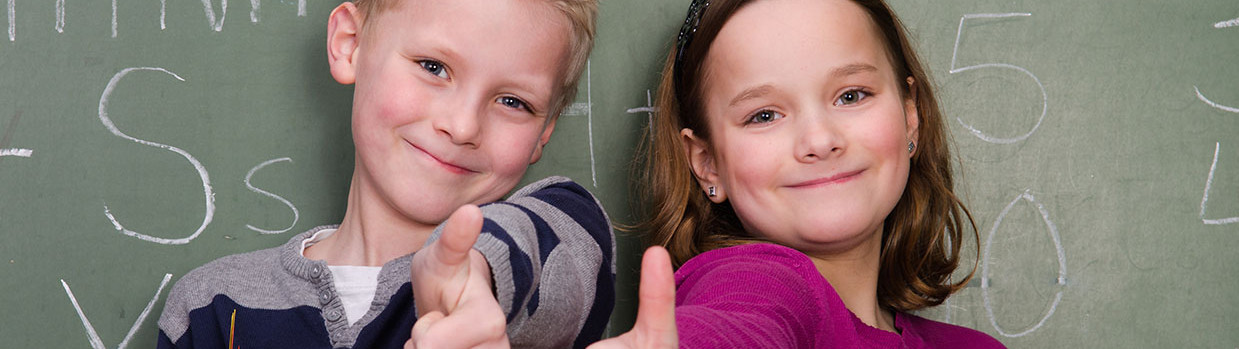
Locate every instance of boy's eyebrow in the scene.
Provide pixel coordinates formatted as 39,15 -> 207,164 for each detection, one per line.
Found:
430,46 -> 464,66
727,64 -> 880,107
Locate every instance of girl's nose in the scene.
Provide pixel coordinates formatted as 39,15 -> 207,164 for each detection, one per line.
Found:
794,113 -> 844,162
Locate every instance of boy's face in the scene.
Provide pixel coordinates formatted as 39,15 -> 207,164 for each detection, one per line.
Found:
329,0 -> 570,226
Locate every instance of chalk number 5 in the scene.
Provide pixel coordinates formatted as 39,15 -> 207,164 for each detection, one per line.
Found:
949,13 -> 1047,144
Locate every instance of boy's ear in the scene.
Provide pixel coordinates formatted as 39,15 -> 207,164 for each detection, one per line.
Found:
327,2 -> 363,85
528,117 -> 558,164
904,76 -> 920,154
681,128 -> 726,203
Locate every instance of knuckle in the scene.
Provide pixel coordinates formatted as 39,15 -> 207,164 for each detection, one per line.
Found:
480,315 -> 506,335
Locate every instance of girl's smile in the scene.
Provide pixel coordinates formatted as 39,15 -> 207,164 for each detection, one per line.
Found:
786,169 -> 865,188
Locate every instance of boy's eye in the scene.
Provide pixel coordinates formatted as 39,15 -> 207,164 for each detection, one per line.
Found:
418,60 -> 448,79
835,89 -> 870,106
745,109 -> 784,125
498,96 -> 534,114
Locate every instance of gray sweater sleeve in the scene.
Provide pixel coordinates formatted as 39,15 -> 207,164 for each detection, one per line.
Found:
425,176 -> 615,348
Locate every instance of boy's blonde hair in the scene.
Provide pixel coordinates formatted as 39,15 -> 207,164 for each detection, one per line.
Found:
350,0 -> 597,118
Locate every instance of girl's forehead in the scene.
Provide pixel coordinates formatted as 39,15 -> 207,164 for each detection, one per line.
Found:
702,0 -> 895,91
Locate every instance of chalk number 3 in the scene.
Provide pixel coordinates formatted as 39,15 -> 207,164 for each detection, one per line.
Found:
949,13 -> 1047,145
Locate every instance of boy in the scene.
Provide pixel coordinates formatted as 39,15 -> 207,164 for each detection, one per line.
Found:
156,0 -> 612,348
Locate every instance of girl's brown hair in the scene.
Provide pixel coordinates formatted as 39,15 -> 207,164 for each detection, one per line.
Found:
636,0 -> 979,311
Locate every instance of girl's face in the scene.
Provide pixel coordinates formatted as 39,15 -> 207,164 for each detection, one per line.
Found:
684,0 -> 919,256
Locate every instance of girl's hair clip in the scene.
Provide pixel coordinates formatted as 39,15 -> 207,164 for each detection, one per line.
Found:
675,0 -> 710,71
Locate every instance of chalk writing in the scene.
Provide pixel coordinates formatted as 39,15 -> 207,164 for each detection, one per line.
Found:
558,61 -> 597,187
1194,20 -> 1238,225
61,274 -> 173,349
1,111 -> 31,159
942,298 -> 952,323
585,61 -> 596,187
201,0 -> 228,32
1195,86 -> 1239,114
244,157 -> 300,234
625,89 -> 656,128
55,0 -> 64,33
98,67 -> 215,245
981,190 -> 1067,337
250,0 -> 259,23
1215,17 -> 1239,28
160,0 -> 166,29
563,102 -> 589,116
4,0 -> 307,41
0,148 -> 31,157
1200,142 -> 1238,225
948,13 -> 1047,144
7,0 -> 13,41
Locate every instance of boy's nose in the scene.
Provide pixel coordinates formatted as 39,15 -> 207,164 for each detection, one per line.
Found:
434,106 -> 483,148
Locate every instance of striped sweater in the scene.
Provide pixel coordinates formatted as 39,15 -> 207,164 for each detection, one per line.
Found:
157,176 -> 614,349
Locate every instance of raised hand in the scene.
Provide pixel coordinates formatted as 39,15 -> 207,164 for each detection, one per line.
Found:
406,205 -> 509,349
587,246 -> 677,349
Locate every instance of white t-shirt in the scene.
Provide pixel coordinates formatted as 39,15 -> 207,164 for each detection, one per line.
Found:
300,228 -> 383,325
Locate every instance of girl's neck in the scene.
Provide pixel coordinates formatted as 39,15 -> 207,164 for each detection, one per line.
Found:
805,229 -> 898,333
303,174 -> 435,266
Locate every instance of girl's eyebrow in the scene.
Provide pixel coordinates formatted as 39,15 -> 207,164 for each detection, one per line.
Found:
729,84 -> 774,107
727,63 -> 880,108
831,63 -> 879,78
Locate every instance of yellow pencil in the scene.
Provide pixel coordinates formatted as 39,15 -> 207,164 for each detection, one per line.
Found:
229,309 -> 237,349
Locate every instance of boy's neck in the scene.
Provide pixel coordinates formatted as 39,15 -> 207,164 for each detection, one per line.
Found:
806,229 -> 898,333
304,176 -> 437,267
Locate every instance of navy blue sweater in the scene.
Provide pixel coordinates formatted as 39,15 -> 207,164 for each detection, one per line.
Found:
157,177 -> 614,348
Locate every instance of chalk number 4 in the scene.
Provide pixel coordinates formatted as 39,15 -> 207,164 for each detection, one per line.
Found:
949,13 -> 1047,145
1197,18 -> 1239,225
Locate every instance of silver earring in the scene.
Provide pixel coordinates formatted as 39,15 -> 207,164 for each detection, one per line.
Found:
708,186 -> 717,197
908,141 -> 916,153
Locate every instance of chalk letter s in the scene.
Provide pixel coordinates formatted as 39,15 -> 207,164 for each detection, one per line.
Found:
245,157 -> 299,234
98,67 -> 215,245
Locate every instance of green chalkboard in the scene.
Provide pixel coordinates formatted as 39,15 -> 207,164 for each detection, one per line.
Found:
1,0 -> 1236,347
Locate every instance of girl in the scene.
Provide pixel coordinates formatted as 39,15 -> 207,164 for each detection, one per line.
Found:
601,0 -> 1006,347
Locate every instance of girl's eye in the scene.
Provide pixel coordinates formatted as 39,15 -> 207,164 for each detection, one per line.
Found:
745,109 -> 784,125
835,89 -> 869,106
498,96 -> 534,114
418,60 -> 448,79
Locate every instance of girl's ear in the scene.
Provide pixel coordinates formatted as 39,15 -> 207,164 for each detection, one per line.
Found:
327,3 -> 363,85
681,128 -> 726,203
904,76 -> 920,155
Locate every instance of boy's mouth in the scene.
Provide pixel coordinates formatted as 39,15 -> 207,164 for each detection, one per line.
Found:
406,140 -> 477,174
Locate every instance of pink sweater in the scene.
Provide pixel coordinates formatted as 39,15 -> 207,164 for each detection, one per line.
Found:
674,243 -> 1005,348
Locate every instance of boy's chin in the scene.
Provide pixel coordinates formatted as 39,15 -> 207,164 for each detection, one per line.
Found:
392,190 -> 504,225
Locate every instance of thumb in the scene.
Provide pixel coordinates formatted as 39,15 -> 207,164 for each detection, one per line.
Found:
633,246 -> 677,343
586,246 -> 678,349
436,204 -> 484,266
